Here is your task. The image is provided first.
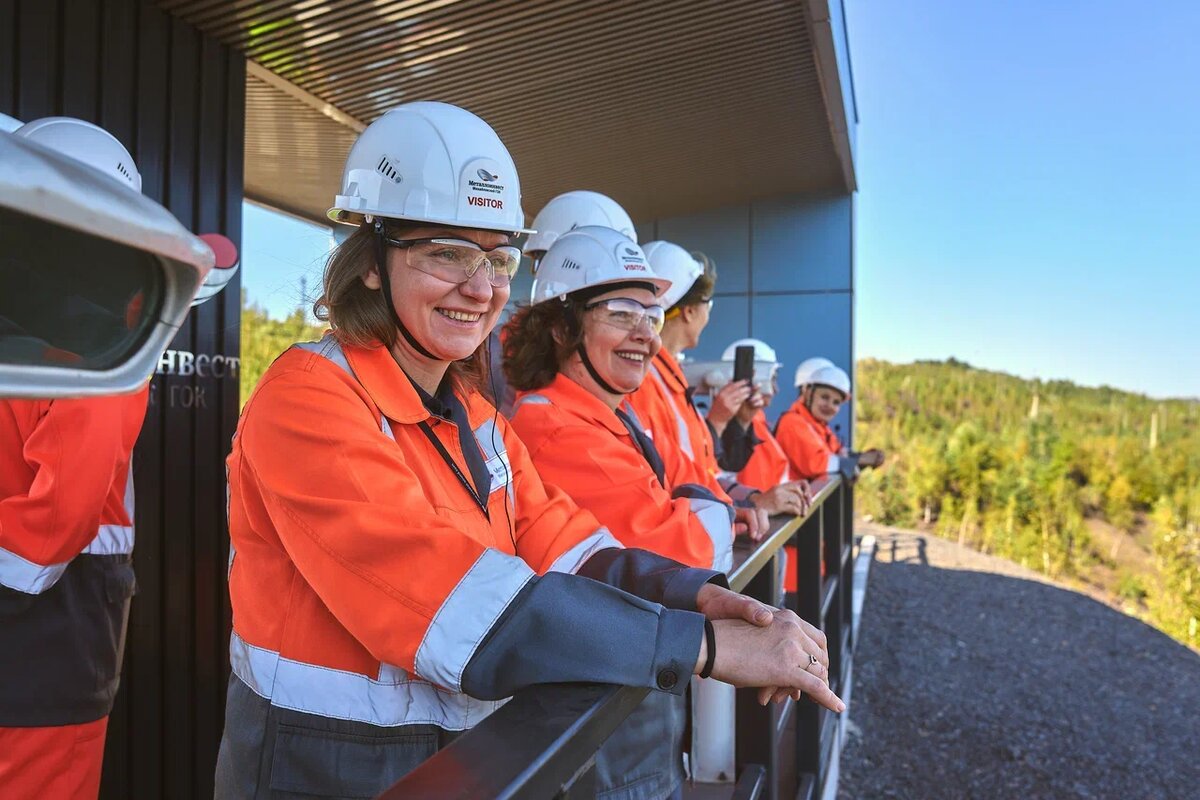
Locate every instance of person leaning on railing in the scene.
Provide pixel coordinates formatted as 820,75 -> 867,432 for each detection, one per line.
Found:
627,245 -> 808,542
503,226 -> 839,799
775,361 -> 885,482
214,101 -> 844,799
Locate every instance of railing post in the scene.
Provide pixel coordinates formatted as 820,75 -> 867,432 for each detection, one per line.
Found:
794,506 -> 824,796
735,551 -> 781,800
842,481 -> 855,655
822,483 -> 844,694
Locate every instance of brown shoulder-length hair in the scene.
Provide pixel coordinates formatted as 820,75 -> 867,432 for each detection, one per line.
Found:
313,222 -> 488,392
502,298 -> 586,392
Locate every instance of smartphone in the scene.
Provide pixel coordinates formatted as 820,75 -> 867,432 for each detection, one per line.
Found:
733,345 -> 755,385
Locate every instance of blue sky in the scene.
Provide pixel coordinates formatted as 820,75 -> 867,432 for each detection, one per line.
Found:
241,0 -> 1199,399
845,0 -> 1199,399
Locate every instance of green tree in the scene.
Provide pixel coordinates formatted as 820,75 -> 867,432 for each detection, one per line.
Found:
240,291 -> 326,406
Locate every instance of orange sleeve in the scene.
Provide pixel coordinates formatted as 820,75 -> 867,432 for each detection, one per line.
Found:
233,366 -> 605,686
0,397 -> 125,569
521,420 -> 732,570
775,412 -> 835,482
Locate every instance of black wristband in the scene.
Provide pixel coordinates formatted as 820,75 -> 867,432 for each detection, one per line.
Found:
700,619 -> 716,679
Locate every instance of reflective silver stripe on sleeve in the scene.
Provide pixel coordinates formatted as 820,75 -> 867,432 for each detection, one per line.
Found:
0,547 -> 69,594
414,548 -> 536,693
827,454 -> 840,473
293,333 -> 354,376
546,528 -> 624,575
687,497 -> 735,574
648,366 -> 694,458
510,393 -> 551,414
82,524 -> 135,555
83,458 -> 137,554
230,631 -> 507,729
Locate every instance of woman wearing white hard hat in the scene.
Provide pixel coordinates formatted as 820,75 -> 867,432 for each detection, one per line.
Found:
628,243 -> 797,539
216,102 -> 842,797
504,227 -> 840,800
719,339 -> 810,506
776,362 -> 885,481
0,116 -> 148,800
488,189 -> 638,414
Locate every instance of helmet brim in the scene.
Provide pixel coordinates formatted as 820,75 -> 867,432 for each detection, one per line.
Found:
328,206 -> 536,236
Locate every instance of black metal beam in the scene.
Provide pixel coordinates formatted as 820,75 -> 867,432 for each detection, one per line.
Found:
380,683 -> 649,800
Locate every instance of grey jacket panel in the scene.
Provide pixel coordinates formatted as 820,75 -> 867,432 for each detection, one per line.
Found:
461,570 -> 704,701
576,546 -> 726,611
215,675 -> 456,800
595,687 -> 687,800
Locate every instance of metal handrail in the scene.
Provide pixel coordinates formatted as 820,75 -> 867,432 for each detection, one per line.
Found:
728,475 -> 840,592
379,474 -> 847,799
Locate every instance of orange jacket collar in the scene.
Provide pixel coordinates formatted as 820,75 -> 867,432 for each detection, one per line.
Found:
538,373 -> 629,438
786,397 -> 838,445
343,341 -> 437,425
652,350 -> 688,393
787,396 -> 827,431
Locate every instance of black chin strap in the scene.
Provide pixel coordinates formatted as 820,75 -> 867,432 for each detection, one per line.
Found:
564,301 -> 628,397
373,220 -> 438,360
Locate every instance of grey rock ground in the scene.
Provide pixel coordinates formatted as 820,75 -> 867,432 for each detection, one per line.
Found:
837,527 -> 1200,800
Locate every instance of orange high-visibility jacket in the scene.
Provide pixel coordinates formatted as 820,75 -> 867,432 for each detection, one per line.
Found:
225,335 -> 709,734
510,374 -> 734,572
629,350 -> 733,503
736,411 -> 790,492
0,390 -> 144,594
775,398 -> 843,481
0,388 -> 145,727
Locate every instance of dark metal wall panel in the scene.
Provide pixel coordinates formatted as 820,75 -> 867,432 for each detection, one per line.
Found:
0,2 -> 244,797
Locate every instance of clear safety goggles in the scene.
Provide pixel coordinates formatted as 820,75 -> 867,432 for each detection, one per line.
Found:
584,297 -> 666,334
383,236 -> 522,288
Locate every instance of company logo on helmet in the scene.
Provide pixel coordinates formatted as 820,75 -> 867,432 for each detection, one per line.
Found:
477,168 -> 499,182
561,258 -> 582,271
624,247 -> 638,256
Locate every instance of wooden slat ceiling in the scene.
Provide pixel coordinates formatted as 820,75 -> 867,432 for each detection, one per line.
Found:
159,0 -> 852,226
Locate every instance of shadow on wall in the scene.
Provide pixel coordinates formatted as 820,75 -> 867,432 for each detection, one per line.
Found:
839,534 -> 1200,800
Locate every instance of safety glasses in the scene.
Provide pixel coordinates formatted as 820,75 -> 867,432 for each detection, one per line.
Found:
584,297 -> 666,335
383,236 -> 522,288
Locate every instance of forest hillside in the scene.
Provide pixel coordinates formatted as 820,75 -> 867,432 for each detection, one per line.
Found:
854,358 -> 1199,649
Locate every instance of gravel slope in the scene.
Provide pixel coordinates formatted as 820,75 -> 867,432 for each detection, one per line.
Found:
838,526 -> 1200,800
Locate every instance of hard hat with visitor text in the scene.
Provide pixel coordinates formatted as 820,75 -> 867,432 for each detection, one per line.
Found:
523,190 -> 636,255
531,226 -> 670,304
329,101 -> 532,234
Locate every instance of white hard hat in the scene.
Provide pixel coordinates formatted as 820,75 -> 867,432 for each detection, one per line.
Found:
643,241 -> 704,310
0,132 -> 213,398
523,190 -> 636,255
329,101 -> 531,234
14,117 -> 141,192
808,364 -> 851,397
794,356 -> 836,388
531,226 -> 670,305
0,112 -> 23,133
722,337 -> 778,364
